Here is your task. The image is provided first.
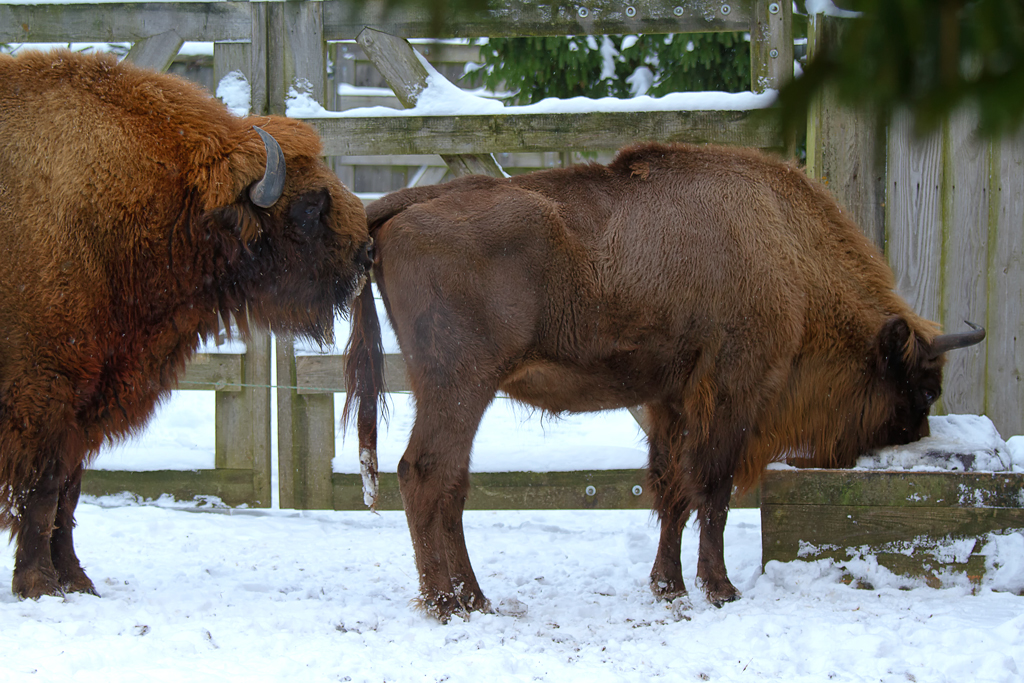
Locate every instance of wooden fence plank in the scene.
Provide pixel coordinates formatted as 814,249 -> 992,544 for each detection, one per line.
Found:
986,131 -> 1024,436
0,2 -> 250,43
763,504 -> 1024,559
276,335 -> 299,510
887,110 -> 944,324
323,0 -> 753,41
761,469 -> 1024,509
178,354 -> 243,392
267,0 -> 326,116
805,15 -> 886,248
940,108 -> 990,416
295,353 -> 408,394
278,337 -> 338,510
82,468 -> 258,507
304,109 -> 784,157
332,470 -> 761,511
124,30 -> 184,71
750,0 -> 792,93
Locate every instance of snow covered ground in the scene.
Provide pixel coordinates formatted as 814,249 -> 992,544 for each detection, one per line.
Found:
2,371 -> 1022,681
1,503 -> 1022,682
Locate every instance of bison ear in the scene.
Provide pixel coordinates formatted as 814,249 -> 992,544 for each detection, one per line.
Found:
874,316 -> 914,378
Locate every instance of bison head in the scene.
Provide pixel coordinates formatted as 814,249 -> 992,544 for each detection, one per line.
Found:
872,316 -> 986,446
196,119 -> 371,346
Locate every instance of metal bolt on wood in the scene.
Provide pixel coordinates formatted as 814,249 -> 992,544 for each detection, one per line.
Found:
674,6 -> 684,15
769,2 -> 781,13
770,48 -> 779,59
625,6 -> 636,17
585,485 -> 596,496
720,4 -> 731,15
632,485 -> 643,496
578,6 -> 589,17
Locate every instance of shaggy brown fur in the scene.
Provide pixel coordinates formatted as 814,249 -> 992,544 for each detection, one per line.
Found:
0,49 -> 371,599
345,142 -> 983,622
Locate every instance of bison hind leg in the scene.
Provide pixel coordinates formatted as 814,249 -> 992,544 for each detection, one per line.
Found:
645,402 -> 693,602
694,471 -> 741,607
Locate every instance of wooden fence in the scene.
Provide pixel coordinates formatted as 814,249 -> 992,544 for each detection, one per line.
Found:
805,15 -> 1024,441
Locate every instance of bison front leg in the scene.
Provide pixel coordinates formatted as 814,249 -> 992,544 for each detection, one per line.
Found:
11,461 -> 64,599
398,386 -> 492,623
50,464 -> 97,595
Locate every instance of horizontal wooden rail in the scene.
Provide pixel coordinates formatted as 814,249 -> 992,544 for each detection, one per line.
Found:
82,468 -> 259,507
326,0 -> 754,40
2,0 -> 761,45
305,109 -> 784,156
295,352 -> 407,394
332,469 -> 761,511
178,353 -> 243,392
0,2 -> 250,43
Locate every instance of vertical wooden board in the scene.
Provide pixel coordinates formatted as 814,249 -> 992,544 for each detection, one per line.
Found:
886,110 -> 944,323
750,0 -> 793,94
213,41 -> 250,107
295,394 -> 336,510
249,1 -> 269,116
247,330 -> 273,507
986,130 -> 1024,436
276,334 -> 298,510
267,0 -> 326,115
940,108 -> 989,416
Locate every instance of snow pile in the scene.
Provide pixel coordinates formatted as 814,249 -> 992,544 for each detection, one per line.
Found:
858,414 -> 1023,472
215,70 -> 250,117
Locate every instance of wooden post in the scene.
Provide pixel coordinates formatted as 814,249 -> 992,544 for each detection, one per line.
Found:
750,0 -> 793,94
276,336 -> 338,510
356,27 -> 504,178
266,0 -> 326,116
985,132 -> 1024,437
805,14 -> 887,249
264,2 -> 334,508
214,328 -> 272,507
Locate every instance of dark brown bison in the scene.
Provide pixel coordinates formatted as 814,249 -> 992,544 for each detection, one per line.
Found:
344,142 -> 984,622
0,49 -> 371,599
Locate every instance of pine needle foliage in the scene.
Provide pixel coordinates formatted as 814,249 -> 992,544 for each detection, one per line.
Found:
476,33 -> 751,105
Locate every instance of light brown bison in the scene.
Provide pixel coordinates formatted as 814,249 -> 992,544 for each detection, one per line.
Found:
345,142 -> 984,622
0,49 -> 371,599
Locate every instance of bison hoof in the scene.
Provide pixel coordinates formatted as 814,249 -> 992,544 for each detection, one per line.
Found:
419,589 -> 492,623
649,575 -> 688,602
12,567 -> 64,600
418,593 -> 468,624
698,578 -> 741,608
62,573 -> 99,597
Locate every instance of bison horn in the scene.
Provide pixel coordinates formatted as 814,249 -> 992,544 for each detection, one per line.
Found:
929,321 -> 986,359
249,126 -> 286,208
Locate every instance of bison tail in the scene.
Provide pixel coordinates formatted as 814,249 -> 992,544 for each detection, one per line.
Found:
342,278 -> 387,510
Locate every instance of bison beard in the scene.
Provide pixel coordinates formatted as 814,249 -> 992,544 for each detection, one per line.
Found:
0,50 -> 371,599
345,142 -> 985,622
